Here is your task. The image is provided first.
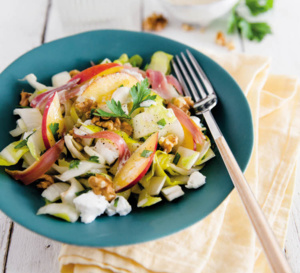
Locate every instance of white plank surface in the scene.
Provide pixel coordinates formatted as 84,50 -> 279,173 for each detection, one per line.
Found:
0,0 -> 299,272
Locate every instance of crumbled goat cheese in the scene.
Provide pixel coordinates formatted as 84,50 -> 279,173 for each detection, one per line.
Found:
185,171 -> 206,189
73,191 -> 109,224
106,196 -> 132,216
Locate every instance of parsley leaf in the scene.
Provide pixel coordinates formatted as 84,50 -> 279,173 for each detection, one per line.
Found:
92,79 -> 156,119
239,19 -> 272,41
49,123 -> 60,141
141,150 -> 153,158
246,0 -> 273,16
129,78 -> 156,115
94,99 -> 131,119
14,131 -> 36,149
228,4 -> 271,42
89,156 -> 99,163
69,160 -> 80,169
228,1 -> 272,42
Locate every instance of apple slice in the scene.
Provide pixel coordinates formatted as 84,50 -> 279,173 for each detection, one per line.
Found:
168,103 -> 205,148
181,124 -> 195,150
5,139 -> 65,185
113,132 -> 158,193
70,63 -> 122,84
42,92 -> 65,149
81,73 -> 139,104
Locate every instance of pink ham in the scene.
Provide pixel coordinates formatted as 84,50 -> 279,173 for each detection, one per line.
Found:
146,69 -> 181,100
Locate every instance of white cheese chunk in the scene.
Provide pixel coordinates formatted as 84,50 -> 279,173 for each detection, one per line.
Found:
185,171 -> 206,189
73,191 -> 109,224
106,196 -> 132,216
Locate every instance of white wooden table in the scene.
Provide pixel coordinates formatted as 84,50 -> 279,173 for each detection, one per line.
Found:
0,0 -> 299,272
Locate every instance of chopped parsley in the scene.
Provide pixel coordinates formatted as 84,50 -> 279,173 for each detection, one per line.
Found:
14,131 -> 36,149
49,123 -> 60,141
157,118 -> 167,128
173,153 -> 181,165
89,156 -> 99,163
114,197 -> 119,207
69,160 -> 80,169
141,150 -> 153,158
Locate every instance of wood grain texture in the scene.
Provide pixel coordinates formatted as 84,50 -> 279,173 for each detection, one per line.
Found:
0,212 -> 12,273
5,223 -> 61,273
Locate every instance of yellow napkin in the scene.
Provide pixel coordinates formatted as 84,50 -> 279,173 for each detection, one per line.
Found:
59,52 -> 300,273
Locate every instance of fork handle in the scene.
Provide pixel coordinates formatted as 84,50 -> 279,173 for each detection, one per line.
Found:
215,136 -> 292,273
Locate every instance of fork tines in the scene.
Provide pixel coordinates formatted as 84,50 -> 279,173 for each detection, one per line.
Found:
172,49 -> 217,114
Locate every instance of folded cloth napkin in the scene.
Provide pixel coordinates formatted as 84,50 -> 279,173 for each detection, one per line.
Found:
59,52 -> 300,273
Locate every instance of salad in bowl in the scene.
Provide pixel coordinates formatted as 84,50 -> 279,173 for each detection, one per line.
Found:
0,51 -> 215,224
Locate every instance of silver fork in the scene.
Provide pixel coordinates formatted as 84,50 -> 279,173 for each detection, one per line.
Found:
172,50 -> 292,273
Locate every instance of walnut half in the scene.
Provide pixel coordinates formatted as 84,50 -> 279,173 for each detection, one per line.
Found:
143,13 -> 168,31
88,174 -> 116,202
36,174 -> 54,189
173,96 -> 194,116
19,91 -> 31,107
159,134 -> 178,153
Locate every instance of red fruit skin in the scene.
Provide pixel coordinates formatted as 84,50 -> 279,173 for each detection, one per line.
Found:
115,133 -> 158,193
70,63 -> 121,84
5,139 -> 65,185
41,92 -> 56,150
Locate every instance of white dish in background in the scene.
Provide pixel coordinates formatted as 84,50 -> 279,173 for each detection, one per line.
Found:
162,0 -> 239,26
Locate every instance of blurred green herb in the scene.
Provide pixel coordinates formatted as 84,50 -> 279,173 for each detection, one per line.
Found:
228,0 -> 272,42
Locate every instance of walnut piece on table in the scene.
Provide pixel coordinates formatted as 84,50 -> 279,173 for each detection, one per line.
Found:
215,31 -> 235,51
159,134 -> 179,153
88,174 -> 116,201
36,174 -> 55,189
143,13 -> 168,31
19,91 -> 31,107
182,23 -> 194,31
173,96 -> 194,116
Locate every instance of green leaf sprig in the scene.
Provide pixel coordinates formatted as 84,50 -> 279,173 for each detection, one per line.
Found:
228,0 -> 272,42
93,78 -> 156,119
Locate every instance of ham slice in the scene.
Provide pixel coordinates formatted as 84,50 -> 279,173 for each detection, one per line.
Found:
166,75 -> 183,95
146,69 -> 180,100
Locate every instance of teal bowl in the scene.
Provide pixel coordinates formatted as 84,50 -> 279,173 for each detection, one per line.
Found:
0,30 -> 253,247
